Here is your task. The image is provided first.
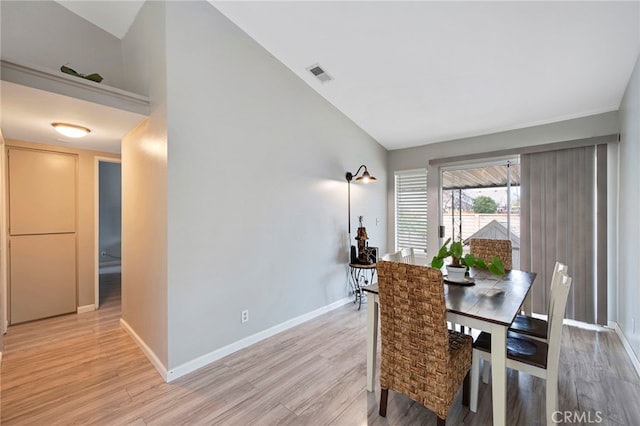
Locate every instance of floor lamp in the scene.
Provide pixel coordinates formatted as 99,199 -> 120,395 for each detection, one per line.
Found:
345,165 -> 376,262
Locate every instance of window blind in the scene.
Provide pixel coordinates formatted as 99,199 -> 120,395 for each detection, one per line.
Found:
395,169 -> 427,253
520,145 -> 607,324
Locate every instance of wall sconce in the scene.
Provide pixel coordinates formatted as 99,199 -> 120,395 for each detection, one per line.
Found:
345,165 -> 376,254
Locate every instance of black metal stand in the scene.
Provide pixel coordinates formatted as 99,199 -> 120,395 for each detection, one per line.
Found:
348,263 -> 377,310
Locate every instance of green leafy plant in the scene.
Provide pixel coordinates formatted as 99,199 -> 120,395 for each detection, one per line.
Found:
431,237 -> 506,275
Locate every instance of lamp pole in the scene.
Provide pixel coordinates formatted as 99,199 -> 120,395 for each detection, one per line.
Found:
346,165 -> 376,263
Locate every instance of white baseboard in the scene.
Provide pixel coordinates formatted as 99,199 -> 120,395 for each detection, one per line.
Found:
166,297 -> 352,383
610,321 -> 640,378
120,318 -> 168,381
77,304 -> 96,314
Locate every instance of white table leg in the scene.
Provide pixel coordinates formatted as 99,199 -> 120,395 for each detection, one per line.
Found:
366,294 -> 378,392
470,350 -> 480,412
490,325 -> 507,426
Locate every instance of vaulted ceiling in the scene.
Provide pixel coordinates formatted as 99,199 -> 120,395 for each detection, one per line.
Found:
4,1 -> 640,153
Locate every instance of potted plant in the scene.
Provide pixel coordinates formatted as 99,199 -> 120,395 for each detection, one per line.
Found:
431,238 -> 505,282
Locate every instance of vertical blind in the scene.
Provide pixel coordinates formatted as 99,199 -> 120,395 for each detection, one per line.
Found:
395,169 -> 427,253
520,145 -> 607,324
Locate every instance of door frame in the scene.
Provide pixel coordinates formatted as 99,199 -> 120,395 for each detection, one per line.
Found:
94,157 -> 122,309
1,135 -> 7,334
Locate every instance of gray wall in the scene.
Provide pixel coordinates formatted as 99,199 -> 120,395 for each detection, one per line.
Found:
0,1 -> 125,88
99,161 -> 121,265
618,53 -> 640,359
121,1 -> 169,368
388,112 -> 619,257
163,2 -> 387,369
121,1 -> 387,373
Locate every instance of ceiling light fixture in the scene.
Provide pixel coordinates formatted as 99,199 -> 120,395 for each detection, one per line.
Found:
51,122 -> 91,138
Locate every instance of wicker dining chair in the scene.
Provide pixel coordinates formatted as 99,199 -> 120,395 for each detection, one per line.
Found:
469,238 -> 513,271
377,260 -> 472,425
465,238 -> 513,334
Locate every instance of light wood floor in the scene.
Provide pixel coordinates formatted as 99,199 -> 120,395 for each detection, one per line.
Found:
2,274 -> 639,425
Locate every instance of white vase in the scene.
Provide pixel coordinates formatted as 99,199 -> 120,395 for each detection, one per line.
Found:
446,265 -> 467,283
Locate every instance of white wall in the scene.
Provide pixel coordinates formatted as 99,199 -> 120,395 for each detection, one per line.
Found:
163,2 -> 387,370
618,53 -> 640,359
0,1 -> 125,88
388,112 -> 619,257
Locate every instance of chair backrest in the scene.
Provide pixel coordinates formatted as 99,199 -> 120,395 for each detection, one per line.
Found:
546,271 -> 572,374
381,250 -> 403,262
469,238 -> 513,270
546,261 -> 568,333
399,247 -> 416,264
376,261 -> 450,412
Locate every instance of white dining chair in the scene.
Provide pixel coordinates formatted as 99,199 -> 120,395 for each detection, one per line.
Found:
470,271 -> 573,425
479,261 -> 568,382
399,247 -> 416,264
381,250 -> 403,262
509,261 -> 568,343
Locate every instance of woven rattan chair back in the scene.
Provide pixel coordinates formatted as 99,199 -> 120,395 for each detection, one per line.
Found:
377,260 -> 472,423
469,238 -> 513,271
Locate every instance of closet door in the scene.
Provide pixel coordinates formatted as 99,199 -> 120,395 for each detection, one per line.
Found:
8,148 -> 77,324
9,234 -> 76,323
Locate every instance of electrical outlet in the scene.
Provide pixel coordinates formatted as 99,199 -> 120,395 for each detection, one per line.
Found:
100,251 -> 107,257
241,310 -> 249,323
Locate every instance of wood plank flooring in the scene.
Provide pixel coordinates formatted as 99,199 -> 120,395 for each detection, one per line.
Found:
1,273 -> 639,425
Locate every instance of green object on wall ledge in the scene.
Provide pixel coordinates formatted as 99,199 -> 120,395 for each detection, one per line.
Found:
60,64 -> 103,83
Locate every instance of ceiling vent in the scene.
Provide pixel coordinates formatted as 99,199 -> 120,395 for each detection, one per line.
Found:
307,63 -> 333,83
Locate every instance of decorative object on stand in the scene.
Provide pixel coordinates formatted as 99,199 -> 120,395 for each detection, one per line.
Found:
355,216 -> 376,265
431,237 -> 505,283
345,164 -> 376,263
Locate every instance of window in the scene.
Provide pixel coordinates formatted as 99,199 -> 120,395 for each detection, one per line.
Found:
440,158 -> 520,267
395,169 -> 427,253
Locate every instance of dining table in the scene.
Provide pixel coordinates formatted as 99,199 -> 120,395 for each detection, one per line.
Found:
362,267 -> 537,426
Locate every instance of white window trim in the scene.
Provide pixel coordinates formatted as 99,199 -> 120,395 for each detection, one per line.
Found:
394,168 -> 428,255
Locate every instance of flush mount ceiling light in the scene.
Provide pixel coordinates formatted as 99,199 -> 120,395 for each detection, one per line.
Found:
51,122 -> 91,138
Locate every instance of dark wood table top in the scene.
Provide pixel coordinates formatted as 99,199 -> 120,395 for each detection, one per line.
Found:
362,267 -> 537,327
